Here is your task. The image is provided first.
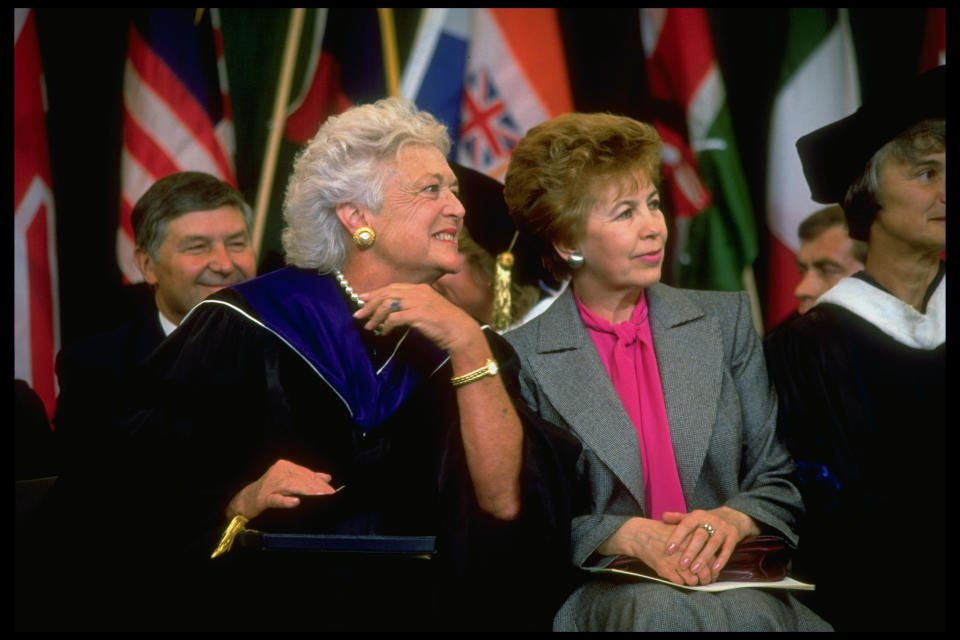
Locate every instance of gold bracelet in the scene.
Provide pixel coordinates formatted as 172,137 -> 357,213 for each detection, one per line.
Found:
450,358 -> 499,387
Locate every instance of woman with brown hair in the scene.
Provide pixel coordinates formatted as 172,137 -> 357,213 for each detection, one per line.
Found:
502,112 -> 830,631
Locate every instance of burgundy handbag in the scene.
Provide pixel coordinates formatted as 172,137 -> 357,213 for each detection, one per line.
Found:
716,535 -> 791,582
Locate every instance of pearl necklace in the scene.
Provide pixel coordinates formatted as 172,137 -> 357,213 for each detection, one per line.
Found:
334,270 -> 364,309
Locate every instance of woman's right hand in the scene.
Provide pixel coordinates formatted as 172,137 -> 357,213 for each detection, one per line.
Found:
225,459 -> 338,521
598,517 -> 714,586
353,282 -> 485,357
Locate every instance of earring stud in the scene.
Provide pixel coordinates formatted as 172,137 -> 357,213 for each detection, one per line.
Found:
567,252 -> 585,269
353,226 -> 376,249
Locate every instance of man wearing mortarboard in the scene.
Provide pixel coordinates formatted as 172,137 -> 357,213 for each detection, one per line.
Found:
763,65 -> 945,632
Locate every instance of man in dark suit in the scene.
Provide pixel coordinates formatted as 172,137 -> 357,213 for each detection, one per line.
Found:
791,205 -> 866,316
18,172 -> 258,629
52,171 -> 257,470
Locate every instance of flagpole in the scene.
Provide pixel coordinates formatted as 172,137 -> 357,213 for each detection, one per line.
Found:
252,8 -> 306,257
742,266 -> 764,338
377,8 -> 400,97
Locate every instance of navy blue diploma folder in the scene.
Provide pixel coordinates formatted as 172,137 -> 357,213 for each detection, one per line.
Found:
235,532 -> 437,558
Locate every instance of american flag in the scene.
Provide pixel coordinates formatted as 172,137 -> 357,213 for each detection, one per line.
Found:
458,69 -> 522,174
15,8 -> 60,419
118,8 -> 236,283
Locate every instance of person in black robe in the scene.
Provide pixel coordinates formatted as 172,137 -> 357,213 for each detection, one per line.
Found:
33,97 -> 580,632
50,171 -> 257,481
17,172 -> 258,631
764,65 -> 945,631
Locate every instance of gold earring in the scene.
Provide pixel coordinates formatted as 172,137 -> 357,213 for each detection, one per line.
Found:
353,226 -> 376,249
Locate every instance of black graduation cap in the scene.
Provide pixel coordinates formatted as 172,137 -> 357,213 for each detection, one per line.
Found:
450,162 -> 556,329
796,64 -> 946,204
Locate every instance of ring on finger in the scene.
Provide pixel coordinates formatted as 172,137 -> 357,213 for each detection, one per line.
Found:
701,523 -> 715,537
390,298 -> 401,312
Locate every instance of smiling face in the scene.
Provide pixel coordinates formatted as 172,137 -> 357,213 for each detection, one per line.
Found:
871,150 -> 946,255
136,206 -> 257,324
369,144 -> 466,283
562,171 -> 667,302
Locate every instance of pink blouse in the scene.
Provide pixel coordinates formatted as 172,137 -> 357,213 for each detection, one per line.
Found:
574,290 -> 687,520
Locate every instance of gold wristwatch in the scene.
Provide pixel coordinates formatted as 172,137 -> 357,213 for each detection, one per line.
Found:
450,358 -> 499,387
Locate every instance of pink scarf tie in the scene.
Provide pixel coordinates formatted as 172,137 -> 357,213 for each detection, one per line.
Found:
575,291 -> 687,520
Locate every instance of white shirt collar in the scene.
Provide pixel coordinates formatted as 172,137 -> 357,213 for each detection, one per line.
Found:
157,310 -> 178,337
814,273 -> 945,349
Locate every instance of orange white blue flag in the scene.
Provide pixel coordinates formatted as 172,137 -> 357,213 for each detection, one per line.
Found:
402,8 -> 572,180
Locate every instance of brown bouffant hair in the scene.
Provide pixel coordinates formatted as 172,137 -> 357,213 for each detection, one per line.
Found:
503,112 -> 662,281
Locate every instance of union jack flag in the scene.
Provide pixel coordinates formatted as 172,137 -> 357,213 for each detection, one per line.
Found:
458,69 -> 521,173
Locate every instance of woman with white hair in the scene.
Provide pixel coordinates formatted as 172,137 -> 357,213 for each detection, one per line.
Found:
78,97 -> 578,631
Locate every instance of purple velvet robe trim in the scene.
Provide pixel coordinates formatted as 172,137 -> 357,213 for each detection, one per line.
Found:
229,267 -> 445,432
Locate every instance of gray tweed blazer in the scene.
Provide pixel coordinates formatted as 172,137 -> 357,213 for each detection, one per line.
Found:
504,283 -> 803,569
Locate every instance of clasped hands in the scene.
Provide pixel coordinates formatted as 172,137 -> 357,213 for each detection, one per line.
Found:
600,507 -> 760,586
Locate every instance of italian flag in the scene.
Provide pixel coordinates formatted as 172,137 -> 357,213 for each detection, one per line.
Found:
641,8 -> 762,332
765,8 -> 860,329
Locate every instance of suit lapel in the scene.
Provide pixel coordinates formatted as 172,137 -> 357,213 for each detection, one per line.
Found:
646,284 -> 722,499
527,285 -> 724,510
527,289 -> 648,511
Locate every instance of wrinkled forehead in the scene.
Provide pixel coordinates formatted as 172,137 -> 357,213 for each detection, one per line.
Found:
384,143 -> 456,183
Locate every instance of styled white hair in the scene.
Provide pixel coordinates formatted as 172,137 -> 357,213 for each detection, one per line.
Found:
281,97 -> 451,271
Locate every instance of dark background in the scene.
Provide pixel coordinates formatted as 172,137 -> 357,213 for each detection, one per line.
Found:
32,8 -> 933,348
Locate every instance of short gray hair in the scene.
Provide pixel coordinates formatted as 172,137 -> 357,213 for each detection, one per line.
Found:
132,171 -> 252,259
842,118 -> 945,241
281,97 -> 451,271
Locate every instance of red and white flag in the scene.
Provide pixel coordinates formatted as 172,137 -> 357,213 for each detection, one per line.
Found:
639,9 -> 761,334
118,8 -> 236,283
15,8 -> 60,419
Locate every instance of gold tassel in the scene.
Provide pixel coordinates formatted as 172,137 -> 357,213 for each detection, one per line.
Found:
210,514 -> 249,559
492,232 -> 519,332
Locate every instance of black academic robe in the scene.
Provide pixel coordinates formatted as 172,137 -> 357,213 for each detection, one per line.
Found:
51,283 -> 166,478
764,278 -> 945,632
19,285 -> 168,630
44,268 -> 580,631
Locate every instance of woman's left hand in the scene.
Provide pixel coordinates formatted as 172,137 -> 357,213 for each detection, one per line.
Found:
660,507 -> 762,585
353,283 -> 484,355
